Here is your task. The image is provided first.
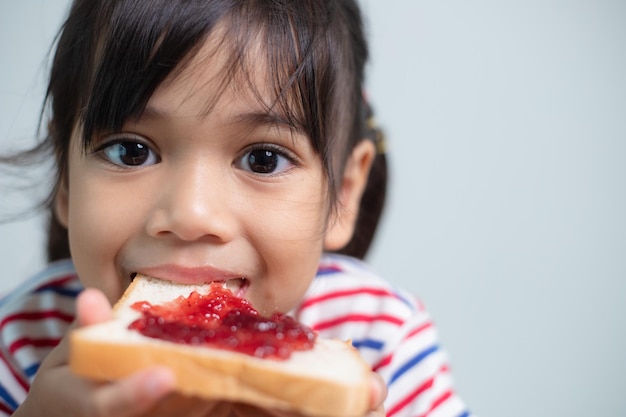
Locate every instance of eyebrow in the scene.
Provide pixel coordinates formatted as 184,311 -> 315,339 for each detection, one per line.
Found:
232,111 -> 305,135
140,105 -> 305,135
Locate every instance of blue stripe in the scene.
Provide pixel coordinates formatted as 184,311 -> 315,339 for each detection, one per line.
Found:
34,286 -> 82,298
457,412 -> 471,417
24,363 -> 40,378
389,344 -> 439,385
0,259 -> 76,309
315,267 -> 343,277
0,384 -> 19,411
352,338 -> 384,350
392,290 -> 417,311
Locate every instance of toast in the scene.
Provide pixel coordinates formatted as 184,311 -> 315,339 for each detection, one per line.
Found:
69,275 -> 371,417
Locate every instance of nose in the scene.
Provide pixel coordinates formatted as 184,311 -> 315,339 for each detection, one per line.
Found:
146,161 -> 238,243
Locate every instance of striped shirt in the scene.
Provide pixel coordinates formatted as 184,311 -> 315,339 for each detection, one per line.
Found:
0,255 -> 472,417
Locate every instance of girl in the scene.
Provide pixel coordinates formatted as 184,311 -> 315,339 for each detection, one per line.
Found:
0,1 -> 471,416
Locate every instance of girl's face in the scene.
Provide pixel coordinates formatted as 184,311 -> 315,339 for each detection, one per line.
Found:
54,35 -> 372,314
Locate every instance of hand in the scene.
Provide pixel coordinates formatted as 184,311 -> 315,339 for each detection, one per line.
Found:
150,364 -> 387,417
14,288 -> 387,417
12,288 -> 215,417
149,363 -> 386,417
227,371 -> 387,417
368,371 -> 388,416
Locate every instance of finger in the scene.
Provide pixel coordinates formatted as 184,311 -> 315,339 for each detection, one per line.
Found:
76,288 -> 114,326
90,367 -> 176,417
36,290 -> 108,373
148,394 -> 223,417
370,372 -> 387,412
230,404 -> 293,417
41,289 -> 112,371
201,402 -> 233,417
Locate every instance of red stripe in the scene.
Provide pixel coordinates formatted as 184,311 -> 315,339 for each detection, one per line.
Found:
419,390 -> 453,417
372,322 -> 433,371
414,297 -> 426,312
34,274 -> 76,291
9,337 -> 62,355
386,365 -> 450,417
373,355 -> 392,372
407,322 -> 433,338
311,314 -> 403,331
0,351 -> 29,392
0,400 -> 14,415
300,287 -> 402,310
387,375 -> 434,417
1,310 -> 75,329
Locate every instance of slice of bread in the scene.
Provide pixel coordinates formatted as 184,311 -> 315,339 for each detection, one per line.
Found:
69,275 -> 371,417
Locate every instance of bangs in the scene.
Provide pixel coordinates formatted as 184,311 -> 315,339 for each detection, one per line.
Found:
82,0 -> 227,146
78,0 -> 363,191
43,0 -> 374,261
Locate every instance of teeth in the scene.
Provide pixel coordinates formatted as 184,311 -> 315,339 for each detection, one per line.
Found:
223,278 -> 246,293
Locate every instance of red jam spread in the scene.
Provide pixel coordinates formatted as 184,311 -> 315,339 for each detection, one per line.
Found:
128,283 -> 316,360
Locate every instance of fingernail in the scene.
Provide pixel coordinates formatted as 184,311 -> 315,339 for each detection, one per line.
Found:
142,368 -> 176,399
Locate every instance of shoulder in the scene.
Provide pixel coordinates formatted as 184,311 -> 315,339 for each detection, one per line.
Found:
295,254 -> 427,356
0,258 -> 81,348
0,258 -> 80,319
0,259 -> 80,310
300,253 -> 424,319
0,259 -> 80,411
300,255 -> 473,417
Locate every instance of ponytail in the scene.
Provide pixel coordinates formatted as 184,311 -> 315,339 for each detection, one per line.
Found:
336,99 -> 388,260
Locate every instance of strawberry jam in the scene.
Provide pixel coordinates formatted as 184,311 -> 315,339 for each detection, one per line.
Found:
128,283 -> 316,360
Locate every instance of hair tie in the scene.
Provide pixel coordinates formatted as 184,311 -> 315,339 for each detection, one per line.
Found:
366,114 -> 386,155
362,90 -> 386,155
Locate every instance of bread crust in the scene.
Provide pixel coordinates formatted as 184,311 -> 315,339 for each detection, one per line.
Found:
69,277 -> 371,417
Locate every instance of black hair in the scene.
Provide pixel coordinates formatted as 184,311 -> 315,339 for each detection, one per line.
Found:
8,0 -> 388,261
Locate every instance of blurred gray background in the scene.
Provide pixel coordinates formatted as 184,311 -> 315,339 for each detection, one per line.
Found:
1,1 -> 625,416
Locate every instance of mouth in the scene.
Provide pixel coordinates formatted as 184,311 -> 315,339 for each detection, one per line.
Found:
130,273 -> 250,298
221,277 -> 249,298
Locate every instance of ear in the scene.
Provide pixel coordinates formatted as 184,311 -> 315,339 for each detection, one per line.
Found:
54,176 -> 70,229
324,139 -> 376,251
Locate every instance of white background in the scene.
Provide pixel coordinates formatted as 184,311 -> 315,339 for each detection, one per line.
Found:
1,1 -> 625,416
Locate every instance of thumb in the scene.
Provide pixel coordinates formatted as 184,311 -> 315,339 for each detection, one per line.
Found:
38,288 -> 112,370
77,288 -> 114,327
370,372 -> 387,412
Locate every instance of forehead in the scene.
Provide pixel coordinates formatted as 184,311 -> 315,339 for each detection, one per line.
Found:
152,28 -> 240,113
142,23 -> 300,131
81,5 -> 324,153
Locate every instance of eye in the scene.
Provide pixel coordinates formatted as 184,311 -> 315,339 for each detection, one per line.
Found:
236,145 -> 294,175
97,136 -> 160,167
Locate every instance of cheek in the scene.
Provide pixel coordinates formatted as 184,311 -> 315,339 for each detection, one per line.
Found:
247,189 -> 328,313
65,174 -> 141,299
246,184 -> 329,246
